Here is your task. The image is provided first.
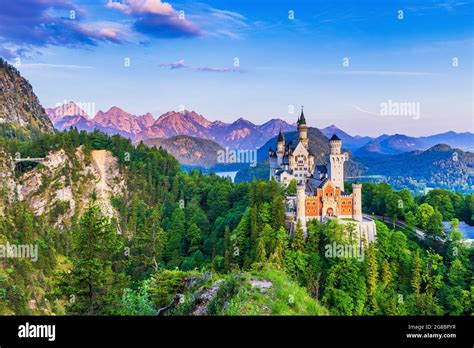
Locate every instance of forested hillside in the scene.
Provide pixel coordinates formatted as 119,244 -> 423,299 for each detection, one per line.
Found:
0,129 -> 472,316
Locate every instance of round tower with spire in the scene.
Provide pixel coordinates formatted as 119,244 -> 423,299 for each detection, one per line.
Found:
297,106 -> 308,149
276,128 -> 285,166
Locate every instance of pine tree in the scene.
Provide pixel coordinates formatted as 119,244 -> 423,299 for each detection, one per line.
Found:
269,227 -> 288,267
255,237 -> 266,263
270,195 -> 286,231
411,249 -> 422,297
366,244 -> 379,313
163,207 -> 185,267
60,204 -> 127,315
186,222 -> 202,254
305,220 -> 321,253
381,259 -> 393,288
223,226 -> 232,270
291,220 -> 305,251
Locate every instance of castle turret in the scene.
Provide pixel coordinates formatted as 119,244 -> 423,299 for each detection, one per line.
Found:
277,129 -> 285,165
352,183 -> 363,222
329,134 -> 342,155
296,182 -> 307,233
328,134 -> 347,190
297,107 -> 308,149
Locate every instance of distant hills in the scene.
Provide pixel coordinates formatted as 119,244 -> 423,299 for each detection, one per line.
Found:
357,144 -> 474,192
320,125 -> 373,151
236,131 -> 473,192
143,135 -> 224,168
355,132 -> 474,157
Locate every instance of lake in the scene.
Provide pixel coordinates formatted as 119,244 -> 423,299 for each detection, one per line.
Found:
214,171 -> 238,182
442,221 -> 474,239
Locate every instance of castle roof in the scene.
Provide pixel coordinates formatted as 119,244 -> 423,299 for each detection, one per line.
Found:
316,164 -> 327,174
297,107 -> 306,126
276,168 -> 293,176
329,134 -> 341,141
277,129 -> 284,142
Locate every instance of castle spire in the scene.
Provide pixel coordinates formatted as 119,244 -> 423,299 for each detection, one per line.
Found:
298,105 -> 306,125
277,128 -> 284,142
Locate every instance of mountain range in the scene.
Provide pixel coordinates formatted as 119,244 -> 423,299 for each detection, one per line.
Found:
45,102 -> 296,150
355,132 -> 474,157
46,102 -> 473,159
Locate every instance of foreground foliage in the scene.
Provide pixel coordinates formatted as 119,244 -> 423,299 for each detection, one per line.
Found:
0,130 -> 472,315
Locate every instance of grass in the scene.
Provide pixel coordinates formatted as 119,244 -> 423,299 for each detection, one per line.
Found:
224,269 -> 329,316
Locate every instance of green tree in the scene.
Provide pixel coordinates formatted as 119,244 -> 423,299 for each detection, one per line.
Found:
164,207 -> 185,267
411,249 -> 422,297
269,227 -> 288,267
186,223 -> 202,254
426,209 -> 444,242
60,204 -> 128,315
416,203 -> 434,230
286,179 -> 297,196
291,220 -> 305,251
366,244 -> 378,313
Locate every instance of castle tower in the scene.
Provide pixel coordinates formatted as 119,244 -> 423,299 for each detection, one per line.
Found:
328,134 -> 347,190
297,106 -> 308,150
296,182 -> 307,233
352,183 -> 363,222
277,129 -> 285,166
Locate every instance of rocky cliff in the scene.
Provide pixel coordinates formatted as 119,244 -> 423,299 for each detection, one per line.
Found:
0,58 -> 54,137
1,146 -> 126,227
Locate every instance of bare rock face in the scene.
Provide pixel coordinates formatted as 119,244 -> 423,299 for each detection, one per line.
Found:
0,58 -> 54,135
17,147 -> 126,227
88,149 -> 126,220
94,107 -> 143,135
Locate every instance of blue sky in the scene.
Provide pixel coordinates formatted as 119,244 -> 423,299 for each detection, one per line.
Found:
1,0 -> 473,136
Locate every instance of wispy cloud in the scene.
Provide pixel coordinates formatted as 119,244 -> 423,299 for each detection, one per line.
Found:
407,1 -> 471,13
185,4 -> 249,39
159,59 -> 187,69
195,66 -> 242,73
319,70 -> 437,76
351,104 -> 379,116
19,63 -> 94,70
159,59 -> 243,73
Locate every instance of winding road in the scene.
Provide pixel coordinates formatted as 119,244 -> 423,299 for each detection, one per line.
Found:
363,213 -> 426,240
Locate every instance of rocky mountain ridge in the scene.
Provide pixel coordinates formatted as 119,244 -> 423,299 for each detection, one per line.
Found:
45,102 -> 296,150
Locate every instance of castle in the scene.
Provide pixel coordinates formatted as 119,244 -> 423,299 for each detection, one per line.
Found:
269,108 -> 376,243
